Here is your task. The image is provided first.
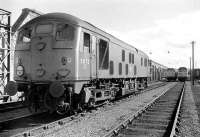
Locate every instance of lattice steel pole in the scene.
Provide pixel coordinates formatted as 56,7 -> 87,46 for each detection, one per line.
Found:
7,12 -> 11,84
0,8 -> 11,95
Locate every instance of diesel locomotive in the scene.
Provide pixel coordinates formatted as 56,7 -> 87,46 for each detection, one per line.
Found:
5,13 -> 152,114
177,67 -> 188,82
164,68 -> 177,81
149,60 -> 167,81
194,69 -> 200,80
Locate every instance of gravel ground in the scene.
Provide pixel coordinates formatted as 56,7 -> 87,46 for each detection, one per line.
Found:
43,82 -> 176,137
178,82 -> 200,137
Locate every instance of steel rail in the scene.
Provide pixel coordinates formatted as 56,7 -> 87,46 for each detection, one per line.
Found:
102,83 -> 176,137
169,82 -> 185,137
0,101 -> 25,112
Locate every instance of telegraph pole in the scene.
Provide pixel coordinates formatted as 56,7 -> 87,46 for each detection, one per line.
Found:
191,41 -> 195,85
190,57 -> 191,81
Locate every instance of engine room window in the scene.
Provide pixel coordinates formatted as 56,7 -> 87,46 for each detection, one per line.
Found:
109,61 -> 114,75
126,64 -> 128,75
144,58 -> 147,67
83,33 -> 90,53
99,39 -> 109,69
129,53 -> 131,64
134,65 -> 137,75
119,63 -> 122,75
132,54 -> 134,64
148,59 -> 150,66
18,27 -> 32,43
122,50 -> 125,62
56,24 -> 75,41
141,57 -> 143,66
36,24 -> 53,34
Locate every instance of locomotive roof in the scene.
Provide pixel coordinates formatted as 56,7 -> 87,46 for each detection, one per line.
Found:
167,68 -> 176,71
23,13 -> 91,29
150,60 -> 167,69
178,67 -> 187,70
22,12 -> 147,56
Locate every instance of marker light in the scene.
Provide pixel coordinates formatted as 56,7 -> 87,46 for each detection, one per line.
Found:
36,42 -> 46,51
16,65 -> 24,77
58,68 -> 70,77
36,68 -> 45,77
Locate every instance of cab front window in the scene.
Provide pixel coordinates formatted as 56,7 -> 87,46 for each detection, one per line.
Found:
36,24 -> 53,34
53,23 -> 76,49
56,24 -> 75,41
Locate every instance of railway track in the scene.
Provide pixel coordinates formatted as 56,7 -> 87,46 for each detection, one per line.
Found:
0,81 -> 167,137
0,101 -> 26,113
104,82 -> 185,137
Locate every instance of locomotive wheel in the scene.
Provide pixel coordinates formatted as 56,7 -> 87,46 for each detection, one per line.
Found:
56,103 -> 70,115
5,81 -> 17,96
88,98 -> 95,107
44,91 -> 57,113
56,95 -> 70,115
110,88 -> 117,98
26,90 -> 39,112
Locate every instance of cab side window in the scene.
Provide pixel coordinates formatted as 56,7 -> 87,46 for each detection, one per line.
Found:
18,27 -> 32,43
83,32 -> 91,53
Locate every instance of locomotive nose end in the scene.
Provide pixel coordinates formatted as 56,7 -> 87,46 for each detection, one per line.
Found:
5,81 -> 17,96
49,81 -> 64,98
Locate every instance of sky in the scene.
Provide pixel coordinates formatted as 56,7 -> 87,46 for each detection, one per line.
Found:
2,0 -> 200,69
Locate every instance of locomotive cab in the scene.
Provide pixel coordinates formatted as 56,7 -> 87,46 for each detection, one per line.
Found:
15,22 -> 78,81
6,15 -> 81,113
